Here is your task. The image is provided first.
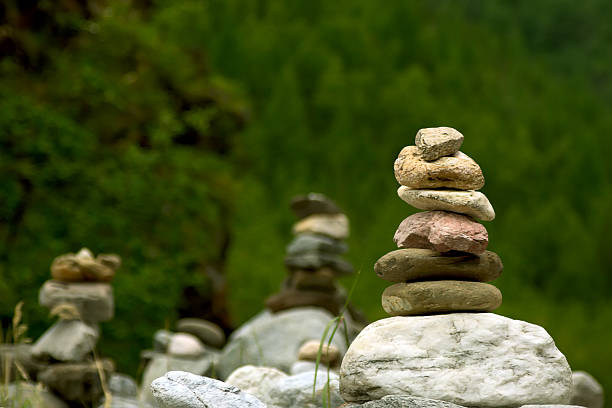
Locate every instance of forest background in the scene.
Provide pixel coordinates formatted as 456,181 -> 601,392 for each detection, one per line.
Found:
1,0 -> 611,398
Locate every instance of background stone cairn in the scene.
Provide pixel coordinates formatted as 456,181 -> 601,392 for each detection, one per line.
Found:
32,248 -> 119,405
339,128 -> 574,407
265,193 -> 353,316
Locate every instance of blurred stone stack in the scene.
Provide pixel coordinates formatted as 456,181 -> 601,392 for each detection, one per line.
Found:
32,248 -> 118,405
265,193 -> 352,316
339,128 -> 574,407
139,318 -> 225,406
377,127 -> 502,316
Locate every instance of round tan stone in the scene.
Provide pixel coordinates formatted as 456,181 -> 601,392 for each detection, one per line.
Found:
298,340 -> 340,365
292,213 -> 349,240
381,280 -> 502,316
397,186 -> 495,221
375,249 -> 503,282
394,146 -> 484,190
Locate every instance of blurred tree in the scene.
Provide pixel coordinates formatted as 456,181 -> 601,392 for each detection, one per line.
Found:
0,0 -> 248,373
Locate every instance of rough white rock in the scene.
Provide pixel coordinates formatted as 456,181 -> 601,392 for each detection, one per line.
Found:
139,352 -> 218,406
31,319 -> 99,362
151,371 -> 266,408
167,332 -> 206,357
340,313 -> 572,407
343,395 -> 468,408
570,371 -> 604,408
397,186 -> 495,221
226,365 -> 288,403
216,307 -> 348,379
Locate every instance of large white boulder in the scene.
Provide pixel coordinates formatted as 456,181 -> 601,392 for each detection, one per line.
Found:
216,307 -> 349,379
340,313 -> 572,407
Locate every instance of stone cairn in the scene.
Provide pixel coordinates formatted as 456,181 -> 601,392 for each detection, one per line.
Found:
339,127 -> 574,407
265,193 -> 353,316
31,248 -> 119,405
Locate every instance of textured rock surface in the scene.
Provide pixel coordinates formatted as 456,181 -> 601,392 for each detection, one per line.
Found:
394,211 -> 488,254
226,365 -> 288,403
343,395 -> 468,408
31,319 -> 99,362
39,280 -> 114,322
298,340 -> 340,365
176,318 -> 226,349
394,146 -> 484,189
216,307 -> 348,380
167,332 -> 206,357
570,371 -> 604,408
293,213 -> 350,240
287,233 -> 348,255
290,193 -> 341,219
415,127 -> 464,161
139,352 -> 218,406
151,371 -> 266,408
285,252 -> 353,275
397,187 -> 495,221
266,289 -> 341,315
340,313 -> 572,406
375,248 -> 503,282
381,281 -> 502,315
38,359 -> 114,403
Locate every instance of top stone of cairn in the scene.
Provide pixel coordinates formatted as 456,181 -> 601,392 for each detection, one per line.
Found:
290,193 -> 341,219
415,126 -> 464,161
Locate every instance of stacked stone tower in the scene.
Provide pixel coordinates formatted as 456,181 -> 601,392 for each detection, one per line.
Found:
265,193 -> 352,316
32,248 -> 118,404
339,128 -> 573,407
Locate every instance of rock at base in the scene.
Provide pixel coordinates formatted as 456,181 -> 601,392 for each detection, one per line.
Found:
38,359 -> 114,403
381,281 -> 502,316
339,313 -> 572,407
151,371 -> 266,408
570,371 -> 604,408
342,394 -> 468,408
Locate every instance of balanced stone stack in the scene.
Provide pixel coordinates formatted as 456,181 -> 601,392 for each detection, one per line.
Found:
340,127 -> 574,407
265,193 -> 353,316
378,126 -> 502,316
32,248 -> 118,404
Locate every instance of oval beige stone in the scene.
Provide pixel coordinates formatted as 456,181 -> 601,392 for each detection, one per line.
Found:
394,146 -> 484,190
397,186 -> 495,221
298,340 -> 340,365
293,213 -> 349,240
381,281 -> 502,316
375,248 -> 503,283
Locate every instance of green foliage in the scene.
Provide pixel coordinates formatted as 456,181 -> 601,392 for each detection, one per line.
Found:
1,0 -> 612,396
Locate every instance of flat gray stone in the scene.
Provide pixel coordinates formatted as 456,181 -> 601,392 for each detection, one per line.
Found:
153,329 -> 173,352
397,186 -> 495,221
290,193 -> 341,219
38,359 -> 114,403
287,233 -> 348,255
570,371 -> 604,408
284,253 -> 353,275
151,371 -> 266,408
375,249 -> 503,283
340,313 -> 572,407
31,319 -> 99,362
39,280 -> 114,322
176,318 -> 225,349
109,373 -> 139,397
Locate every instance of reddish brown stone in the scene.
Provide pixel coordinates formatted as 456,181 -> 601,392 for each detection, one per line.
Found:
393,211 -> 488,254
